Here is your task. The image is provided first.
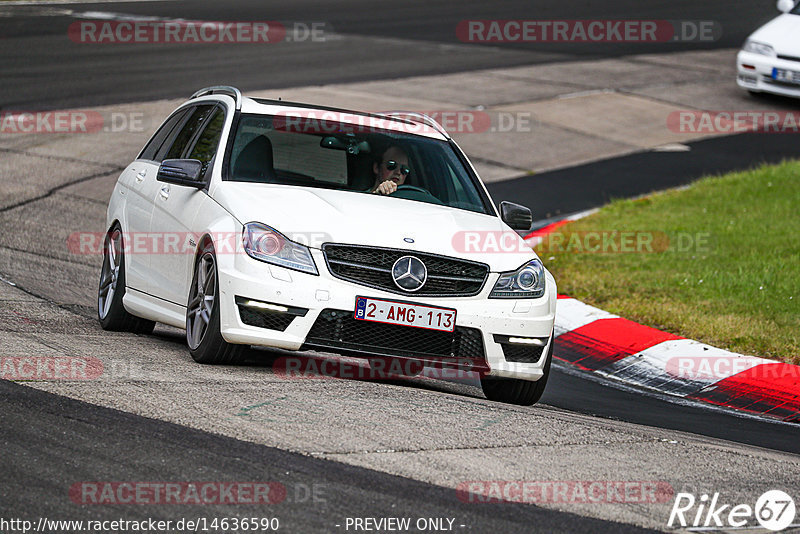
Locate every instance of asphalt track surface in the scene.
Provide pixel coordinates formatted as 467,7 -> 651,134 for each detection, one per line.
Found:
0,0 -> 785,109
0,380 -> 657,534
486,131 -> 800,220
2,2 -> 800,532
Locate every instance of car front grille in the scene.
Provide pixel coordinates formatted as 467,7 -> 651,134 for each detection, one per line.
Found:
777,54 -> 800,63
763,77 -> 800,88
304,309 -> 486,364
322,244 -> 489,297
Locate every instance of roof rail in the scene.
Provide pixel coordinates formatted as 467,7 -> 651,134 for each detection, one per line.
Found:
190,86 -> 243,110
379,111 -> 449,138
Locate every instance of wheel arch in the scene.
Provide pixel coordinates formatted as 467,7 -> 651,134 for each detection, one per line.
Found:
192,233 -> 217,269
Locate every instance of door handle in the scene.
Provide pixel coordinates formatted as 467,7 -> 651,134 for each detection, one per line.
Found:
159,186 -> 170,200
135,170 -> 146,182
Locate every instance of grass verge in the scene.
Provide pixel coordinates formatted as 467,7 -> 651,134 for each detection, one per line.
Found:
538,160 -> 799,364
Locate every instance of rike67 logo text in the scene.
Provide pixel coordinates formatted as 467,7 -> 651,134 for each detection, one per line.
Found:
668,490 -> 796,531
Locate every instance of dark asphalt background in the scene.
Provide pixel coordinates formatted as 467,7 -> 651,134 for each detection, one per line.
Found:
2,0 -> 799,531
0,0 -> 785,109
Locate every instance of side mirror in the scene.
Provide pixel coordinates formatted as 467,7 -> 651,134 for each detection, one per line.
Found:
157,159 -> 205,188
499,201 -> 533,231
777,0 -> 794,12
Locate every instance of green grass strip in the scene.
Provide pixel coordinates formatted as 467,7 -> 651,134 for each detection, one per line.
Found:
539,160 -> 799,364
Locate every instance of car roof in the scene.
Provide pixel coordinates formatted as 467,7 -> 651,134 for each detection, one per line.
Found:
237,96 -> 450,141
185,86 -> 451,140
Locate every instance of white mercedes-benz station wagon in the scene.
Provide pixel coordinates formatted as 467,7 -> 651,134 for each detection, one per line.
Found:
99,86 -> 557,405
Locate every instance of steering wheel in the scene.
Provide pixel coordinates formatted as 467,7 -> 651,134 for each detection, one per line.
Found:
389,184 -> 444,205
390,185 -> 432,195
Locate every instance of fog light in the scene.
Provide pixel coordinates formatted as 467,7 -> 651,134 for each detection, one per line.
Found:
241,300 -> 289,313
508,336 -> 547,346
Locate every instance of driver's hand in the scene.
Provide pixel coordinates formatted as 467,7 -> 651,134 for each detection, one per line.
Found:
372,180 -> 398,195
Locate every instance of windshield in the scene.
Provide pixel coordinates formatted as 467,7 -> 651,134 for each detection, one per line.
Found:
226,113 -> 492,215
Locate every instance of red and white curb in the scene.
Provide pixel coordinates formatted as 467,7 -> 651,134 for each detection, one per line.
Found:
523,215 -> 800,424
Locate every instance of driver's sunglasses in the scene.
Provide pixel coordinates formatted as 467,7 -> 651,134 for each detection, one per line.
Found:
384,160 -> 411,176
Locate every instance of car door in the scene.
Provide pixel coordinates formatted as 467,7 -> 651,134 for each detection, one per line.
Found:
122,107 -> 191,293
148,104 -> 225,306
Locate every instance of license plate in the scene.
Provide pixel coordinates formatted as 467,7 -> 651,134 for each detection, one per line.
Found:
354,296 -> 456,332
772,68 -> 800,85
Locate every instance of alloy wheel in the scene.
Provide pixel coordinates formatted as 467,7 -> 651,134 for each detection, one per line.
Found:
187,252 -> 217,350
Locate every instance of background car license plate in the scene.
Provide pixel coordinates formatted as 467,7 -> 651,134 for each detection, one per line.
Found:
772,68 -> 800,85
354,297 -> 456,332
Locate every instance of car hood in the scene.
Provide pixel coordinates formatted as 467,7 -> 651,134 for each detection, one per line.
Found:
748,14 -> 800,56
212,182 -> 537,272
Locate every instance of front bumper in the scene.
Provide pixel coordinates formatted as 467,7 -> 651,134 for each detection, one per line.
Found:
736,50 -> 800,98
216,248 -> 557,381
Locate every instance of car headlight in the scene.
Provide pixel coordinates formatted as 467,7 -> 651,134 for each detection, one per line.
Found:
242,222 -> 318,275
490,259 -> 546,299
742,40 -> 776,57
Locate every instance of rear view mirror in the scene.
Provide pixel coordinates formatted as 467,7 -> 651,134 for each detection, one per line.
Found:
157,159 -> 205,188
320,136 -> 370,155
500,201 -> 533,231
777,0 -> 794,12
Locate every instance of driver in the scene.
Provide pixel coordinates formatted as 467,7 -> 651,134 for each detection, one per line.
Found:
370,145 -> 411,195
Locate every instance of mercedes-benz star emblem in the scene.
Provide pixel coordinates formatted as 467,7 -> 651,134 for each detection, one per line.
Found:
391,256 -> 427,292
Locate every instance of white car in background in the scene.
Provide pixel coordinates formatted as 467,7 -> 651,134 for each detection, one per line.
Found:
737,0 -> 800,98
98,86 -> 558,406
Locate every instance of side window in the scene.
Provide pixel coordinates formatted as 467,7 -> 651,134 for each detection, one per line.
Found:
138,109 -> 189,162
187,107 -> 225,174
160,105 -> 215,161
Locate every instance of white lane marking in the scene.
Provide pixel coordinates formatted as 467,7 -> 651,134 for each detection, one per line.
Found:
565,207 -> 600,221
73,10 -> 169,21
651,143 -> 691,152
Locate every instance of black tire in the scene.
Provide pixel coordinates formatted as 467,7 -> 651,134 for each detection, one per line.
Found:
186,245 -> 244,364
481,335 -> 553,406
97,225 -> 156,334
